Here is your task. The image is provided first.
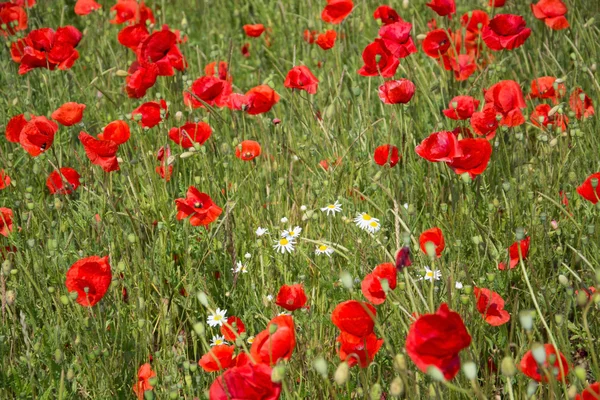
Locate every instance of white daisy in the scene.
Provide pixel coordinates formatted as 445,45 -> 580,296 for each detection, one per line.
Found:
255,227 -> 268,236
282,226 -> 302,239
354,213 -> 380,232
280,217 -> 288,223
366,219 -> 381,233
232,261 -> 248,274
273,237 -> 295,254
300,205 -> 307,211
320,200 -> 342,216
207,308 -> 227,327
210,335 -> 227,347
247,336 -> 255,344
422,266 -> 441,282
266,294 -> 273,302
244,253 -> 252,259
455,281 -> 463,289
315,244 -> 334,257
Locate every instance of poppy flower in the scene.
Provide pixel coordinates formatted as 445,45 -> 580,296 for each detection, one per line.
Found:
0,208 -> 14,237
321,0 -> 353,24
205,61 -> 231,82
78,132 -> 120,172
97,120 -> 131,145
422,29 -> 452,58
489,0 -> 506,6
443,96 -> 480,120
9,115 -> 59,157
199,345 -> 235,372
482,14 -> 531,51
220,316 -> 246,341
209,363 -> 281,400
316,30 -> 337,50
531,0 -> 569,30
0,3 -> 27,36
530,76 -> 566,103
242,24 -> 265,38
361,262 -> 397,305
373,5 -> 400,25
373,144 -> 400,167
395,246 -> 412,271
155,146 -> 173,181
244,85 -> 280,115
110,0 -> 154,25
241,42 -> 250,57
5,114 -> 27,143
470,104 -> 499,139
577,173 -> 600,204
275,284 -> 308,311
378,21 -> 417,59
519,344 -> 569,382
331,300 -> 376,338
284,66 -> 319,94
508,236 -> 530,269
446,138 -> 492,178
0,170 -> 10,190
184,76 -> 232,109
175,187 -> 222,227
235,140 -> 261,161
530,104 -> 568,131
473,288 -> 510,326
136,29 -> 186,76
74,0 -> 101,16
406,303 -> 472,380
569,88 -> 595,119
126,62 -> 159,99
11,26 -> 83,75
65,255 -> 112,307
337,331 -> 384,368
117,24 -> 149,51
483,80 -> 526,127
419,227 -> 445,257
303,29 -> 318,44
426,0 -> 455,18
250,315 -> 296,365
133,363 -> 155,400
51,102 -> 86,126
168,122 -> 212,149
132,100 -> 168,128
415,131 -> 462,163
378,79 -> 415,105
461,10 -> 489,35
576,383 -> 600,400
448,54 -> 477,81
357,39 -> 399,78
46,167 -> 81,195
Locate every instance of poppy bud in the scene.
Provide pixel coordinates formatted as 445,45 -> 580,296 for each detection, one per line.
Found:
116,70 -> 128,77
169,391 -> 178,399
515,227 -> 525,241
427,366 -> 446,382
463,285 -> 473,294
369,383 -> 382,400
531,343 -> 546,364
60,295 -> 69,305
271,365 -> 286,383
5,290 -> 15,305
312,357 -> 328,378
197,292 -> 209,307
554,314 -> 564,325
576,290 -> 589,307
527,381 -> 539,397
460,294 -> 469,304
334,362 -> 349,385
486,273 -> 495,282
558,275 -> 570,287
519,310 -> 534,331
390,377 -> 404,396
145,390 -> 155,400
66,368 -> 75,381
2,260 -> 11,275
55,349 -> 63,363
462,361 -> 477,380
393,354 -> 407,371
340,271 -> 353,289
500,356 -> 516,376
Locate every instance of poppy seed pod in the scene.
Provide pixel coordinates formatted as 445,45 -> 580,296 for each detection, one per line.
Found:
501,356 -> 516,376
334,362 -> 349,385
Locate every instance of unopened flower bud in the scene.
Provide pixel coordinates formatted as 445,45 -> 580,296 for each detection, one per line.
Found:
390,377 -> 404,396
334,362 -> 349,385
501,356 -> 516,377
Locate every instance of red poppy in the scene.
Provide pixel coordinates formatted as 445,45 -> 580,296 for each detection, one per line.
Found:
0,208 -> 14,237
0,170 -> 10,190
110,0 -> 154,25
519,344 -> 569,382
126,61 -> 159,99
395,247 -> 412,271
97,120 -> 131,145
74,0 -> 101,16
133,363 -> 155,400
461,10 -> 489,35
65,255 -> 112,307
530,76 -> 566,103
168,122 -> 212,149
275,284 -> 308,311
337,331 -> 384,368
316,30 -> 337,50
419,227 -> 445,257
199,345 -> 235,372
569,88 -> 595,119
184,76 -> 232,108
243,24 -> 265,37
470,104 -> 499,139
373,5 -> 400,25
422,29 -> 452,58
284,66 -> 319,94
406,303 -> 471,380
577,173 -> 600,204
136,29 -> 186,76
46,167 -> 81,195
530,104 -> 568,131
373,144 -> 400,167
531,0 -> 569,30
378,79 -> 415,105
379,21 -> 417,59
5,114 -> 27,143
244,85 -> 280,115
357,39 -> 399,78
449,53 -> 477,81
474,288 -> 510,326
508,236 -> 530,269
250,315 -> 296,365
117,23 -> 149,50
11,26 -> 83,74
241,42 -> 250,57
0,3 -> 27,36
220,316 -> 246,341
209,363 -> 281,400
303,29 -> 318,44
361,262 -> 397,305
415,131 -> 462,163
489,0 -> 506,6
51,102 -> 86,126
576,383 -> 600,400
483,80 -> 526,127
175,187 -> 222,227
446,138 -> 492,178
482,14 -> 531,51
78,132 -> 120,172
132,99 -> 168,128
8,115 -> 58,157
205,61 -> 231,82
443,96 -> 480,120
321,0 -> 353,24
155,146 -> 173,181
426,0 -> 455,17
331,300 -> 376,338
235,140 -> 261,161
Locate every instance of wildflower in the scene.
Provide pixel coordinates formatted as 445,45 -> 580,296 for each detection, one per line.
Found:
247,336 -> 255,344
455,281 -> 463,289
423,266 -> 441,281
519,344 -> 569,382
220,316 -> 246,341
315,244 -> 334,257
199,344 -> 235,372
207,308 -> 227,327
282,226 -> 302,239
255,227 -> 268,236
354,213 -> 379,232
51,102 -> 86,126
273,237 -> 295,254
232,261 -> 248,274
366,219 -> 381,233
280,217 -> 288,223
244,253 -> 251,259
175,187 -> 222,227
133,363 -> 156,400
276,284 -> 308,311
251,315 -> 296,365
320,200 -> 342,216
210,335 -> 227,347
321,0 -> 353,24
65,256 -> 112,306
266,294 -> 273,302
419,227 -> 445,257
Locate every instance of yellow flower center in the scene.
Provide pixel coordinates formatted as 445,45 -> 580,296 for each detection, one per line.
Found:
363,214 -> 371,221
369,221 -> 378,227
426,272 -> 433,277
213,315 -> 223,321
328,204 -> 335,209
319,245 -> 328,251
215,340 -> 223,345
280,238 -> 289,245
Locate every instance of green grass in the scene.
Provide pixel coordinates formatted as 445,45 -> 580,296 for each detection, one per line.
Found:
1,0 -> 600,398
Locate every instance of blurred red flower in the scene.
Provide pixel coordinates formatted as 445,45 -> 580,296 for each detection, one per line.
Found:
79,132 -> 120,172
74,0 -> 101,16
337,331 -> 384,368
474,288 -> 510,326
6,114 -> 58,157
235,140 -> 261,161
132,363 -> 155,400
209,363 -> 281,400
52,102 -> 86,126
126,62 -> 159,98
132,100 -> 168,128
577,173 -> 600,204
446,138 -> 492,178
250,315 -> 296,365
220,316 -> 246,341
373,144 -> 400,167
422,29 -> 452,58
184,76 -> 232,108
110,0 -> 154,25
65,255 -> 112,307
358,39 -> 399,77
0,208 -> 14,237
46,167 -> 81,195
576,383 -> 600,400
205,61 -> 231,82
508,236 -> 530,269
443,96 -> 480,120
482,14 -> 531,51
284,66 -> 319,94
316,30 -> 337,50
419,227 -> 445,257
361,262 -> 397,305
415,131 -> 462,162
530,76 -> 566,103
530,104 -> 568,131
569,88 -> 594,119
169,122 -> 212,149
378,79 -> 415,104
136,28 -> 186,76
0,170 -> 10,190
531,0 -> 569,30
373,5 -> 400,25
379,21 -> 417,59
276,284 -> 308,311
155,146 -> 173,181
483,80 -> 526,127
519,344 -> 569,382
199,345 -> 235,372
321,0 -> 353,24
0,3 -> 27,36
244,85 -> 280,115
331,300 -> 376,338
426,0 -> 455,18
470,104 -> 499,139
175,187 -> 222,227
243,24 -> 265,37
97,120 -> 131,145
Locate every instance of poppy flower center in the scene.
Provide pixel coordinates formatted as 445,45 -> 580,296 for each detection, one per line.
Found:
194,202 -> 203,208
